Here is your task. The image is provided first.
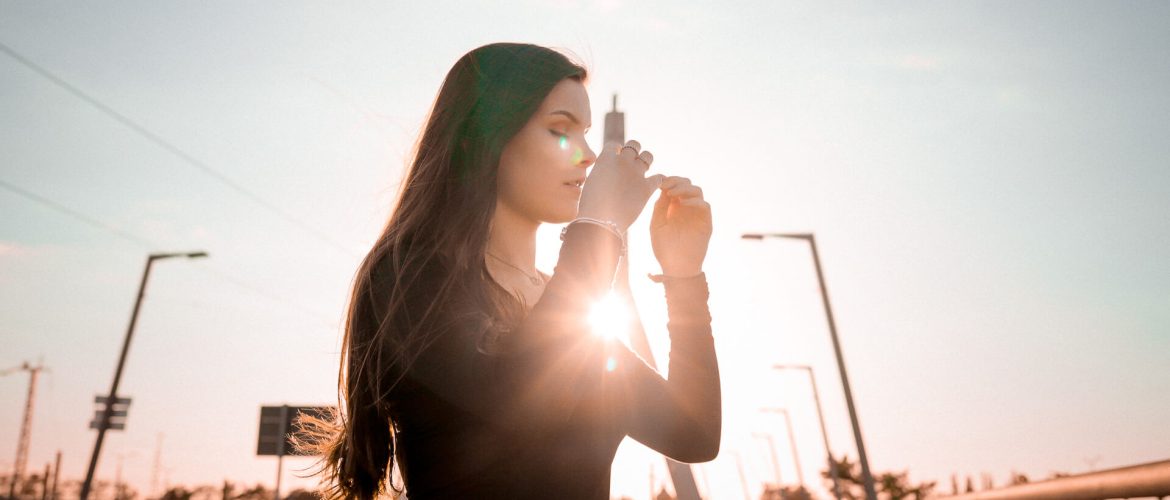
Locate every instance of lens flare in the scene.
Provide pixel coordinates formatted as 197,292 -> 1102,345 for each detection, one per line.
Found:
570,147 -> 583,164
558,135 -> 569,150
588,291 -> 630,344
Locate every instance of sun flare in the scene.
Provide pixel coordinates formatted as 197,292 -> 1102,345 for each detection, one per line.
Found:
587,291 -> 630,343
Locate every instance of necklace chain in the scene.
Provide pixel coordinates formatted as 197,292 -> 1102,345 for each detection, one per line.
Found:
486,251 -> 545,286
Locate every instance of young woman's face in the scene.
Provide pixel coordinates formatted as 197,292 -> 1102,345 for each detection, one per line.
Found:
497,78 -> 597,224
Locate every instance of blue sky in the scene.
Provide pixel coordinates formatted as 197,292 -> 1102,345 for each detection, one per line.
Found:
2,2 -> 1168,498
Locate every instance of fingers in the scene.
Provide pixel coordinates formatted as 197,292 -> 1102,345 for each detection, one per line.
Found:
677,197 -> 710,207
652,184 -> 671,219
619,139 -> 641,158
659,176 -> 690,191
618,140 -> 654,171
637,151 -> 653,170
659,176 -> 702,200
644,174 -> 665,198
664,184 -> 703,200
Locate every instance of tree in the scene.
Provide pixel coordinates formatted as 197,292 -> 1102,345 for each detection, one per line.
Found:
232,484 -> 273,500
820,455 -> 863,500
284,488 -> 322,500
876,471 -> 934,500
161,486 -> 194,500
1008,470 -> 1029,486
820,455 -> 935,500
113,480 -> 140,500
759,484 -> 815,500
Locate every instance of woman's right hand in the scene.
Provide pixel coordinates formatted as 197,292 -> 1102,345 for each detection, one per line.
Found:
575,139 -> 664,231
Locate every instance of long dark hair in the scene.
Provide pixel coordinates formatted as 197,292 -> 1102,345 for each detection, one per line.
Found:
295,43 -> 588,499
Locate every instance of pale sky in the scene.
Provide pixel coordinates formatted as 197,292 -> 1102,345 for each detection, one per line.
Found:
2,2 -> 1168,499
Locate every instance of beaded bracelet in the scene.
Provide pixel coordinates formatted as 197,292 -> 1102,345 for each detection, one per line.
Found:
560,217 -> 627,255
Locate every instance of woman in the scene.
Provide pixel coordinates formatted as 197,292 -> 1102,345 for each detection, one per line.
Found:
302,42 -> 720,499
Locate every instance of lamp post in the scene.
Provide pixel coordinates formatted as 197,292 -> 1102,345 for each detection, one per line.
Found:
761,408 -> 805,489
751,432 -> 783,487
80,251 -> 208,500
742,232 -> 877,500
733,451 -> 752,500
775,364 -> 842,500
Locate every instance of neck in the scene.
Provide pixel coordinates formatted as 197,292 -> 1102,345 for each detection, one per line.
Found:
485,201 -> 540,274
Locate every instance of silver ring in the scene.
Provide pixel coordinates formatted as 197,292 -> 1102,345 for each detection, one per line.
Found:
636,156 -> 651,167
621,144 -> 639,155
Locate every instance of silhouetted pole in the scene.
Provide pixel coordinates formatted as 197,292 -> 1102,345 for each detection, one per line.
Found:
775,364 -> 842,500
742,232 -> 877,500
762,408 -> 804,488
51,450 -> 61,500
753,432 -> 783,486
274,405 -> 287,500
80,251 -> 208,500
41,462 -> 49,500
733,451 -> 752,500
606,93 -> 701,500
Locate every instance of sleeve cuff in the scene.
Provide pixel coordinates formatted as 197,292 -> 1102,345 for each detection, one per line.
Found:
659,272 -> 712,326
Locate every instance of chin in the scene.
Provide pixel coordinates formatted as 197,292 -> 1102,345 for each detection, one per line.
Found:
544,205 -> 578,224
548,213 -> 576,224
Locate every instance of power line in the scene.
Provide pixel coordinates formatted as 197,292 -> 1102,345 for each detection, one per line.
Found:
1,179 -> 155,248
189,260 -> 341,327
0,39 -> 361,258
0,178 -> 341,328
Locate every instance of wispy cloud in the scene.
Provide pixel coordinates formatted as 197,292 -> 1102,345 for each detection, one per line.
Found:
0,241 -> 33,257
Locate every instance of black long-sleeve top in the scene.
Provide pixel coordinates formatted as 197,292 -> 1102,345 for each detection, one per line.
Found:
381,222 -> 721,499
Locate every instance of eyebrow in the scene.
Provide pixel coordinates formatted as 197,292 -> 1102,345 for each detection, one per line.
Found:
549,110 -> 591,129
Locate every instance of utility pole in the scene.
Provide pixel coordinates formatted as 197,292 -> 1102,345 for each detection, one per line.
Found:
2,359 -> 48,500
733,451 -> 752,500
114,453 -> 124,500
51,451 -> 61,500
775,365 -> 842,500
605,93 -> 703,500
151,433 -> 164,498
40,462 -> 49,500
752,432 -> 783,486
81,251 -> 208,500
742,233 -> 878,500
761,408 -> 805,488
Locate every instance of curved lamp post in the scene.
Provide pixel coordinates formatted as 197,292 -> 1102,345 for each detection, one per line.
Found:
775,364 -> 843,500
761,407 -> 805,489
752,432 -> 784,487
742,232 -> 877,500
80,251 -> 208,500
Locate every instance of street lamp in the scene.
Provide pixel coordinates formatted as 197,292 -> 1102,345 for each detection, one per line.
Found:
775,364 -> 842,500
742,232 -> 877,500
732,451 -> 752,500
751,432 -> 783,487
760,408 -> 805,489
80,251 -> 208,500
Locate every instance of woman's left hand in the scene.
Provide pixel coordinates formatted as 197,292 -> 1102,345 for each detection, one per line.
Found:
649,176 -> 712,276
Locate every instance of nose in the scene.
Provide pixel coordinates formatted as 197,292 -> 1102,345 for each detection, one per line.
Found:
576,143 -> 597,170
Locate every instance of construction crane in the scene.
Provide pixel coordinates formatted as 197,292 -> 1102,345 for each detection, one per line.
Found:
2,359 -> 48,499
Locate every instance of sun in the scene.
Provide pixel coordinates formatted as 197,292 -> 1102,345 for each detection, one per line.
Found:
587,291 -> 630,344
